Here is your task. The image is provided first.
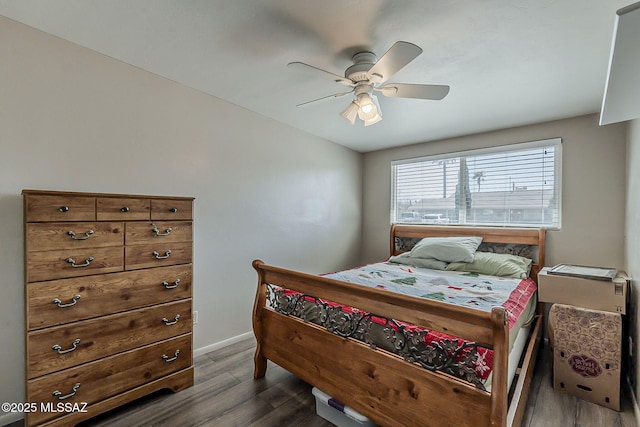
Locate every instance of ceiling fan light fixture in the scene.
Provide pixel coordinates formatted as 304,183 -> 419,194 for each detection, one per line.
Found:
356,93 -> 375,116
356,93 -> 382,126
340,101 -> 359,125
363,113 -> 382,127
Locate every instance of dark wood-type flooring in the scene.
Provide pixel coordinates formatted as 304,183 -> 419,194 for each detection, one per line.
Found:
5,338 -> 637,427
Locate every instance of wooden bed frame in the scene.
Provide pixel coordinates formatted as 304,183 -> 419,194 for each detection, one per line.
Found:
252,225 -> 546,427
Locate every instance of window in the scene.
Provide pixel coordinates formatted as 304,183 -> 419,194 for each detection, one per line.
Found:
391,138 -> 562,228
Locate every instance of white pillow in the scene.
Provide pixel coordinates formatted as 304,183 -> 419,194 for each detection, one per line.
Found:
388,252 -> 449,270
409,236 -> 483,263
446,252 -> 532,278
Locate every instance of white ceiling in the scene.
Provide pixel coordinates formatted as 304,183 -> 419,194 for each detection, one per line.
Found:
0,0 -> 629,152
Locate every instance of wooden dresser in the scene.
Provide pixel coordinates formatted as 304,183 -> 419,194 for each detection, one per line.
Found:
23,190 -> 194,426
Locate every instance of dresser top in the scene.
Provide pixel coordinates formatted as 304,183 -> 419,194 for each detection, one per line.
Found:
22,189 -> 194,201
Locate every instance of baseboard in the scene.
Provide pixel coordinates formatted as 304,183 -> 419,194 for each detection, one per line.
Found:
0,411 -> 23,427
193,331 -> 253,357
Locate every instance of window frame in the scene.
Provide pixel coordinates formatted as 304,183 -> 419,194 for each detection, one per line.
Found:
390,138 -> 562,229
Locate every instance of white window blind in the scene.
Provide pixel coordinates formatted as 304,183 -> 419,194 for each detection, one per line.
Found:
391,138 -> 562,228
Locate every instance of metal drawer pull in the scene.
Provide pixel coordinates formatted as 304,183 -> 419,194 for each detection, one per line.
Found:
162,279 -> 180,289
66,256 -> 94,268
58,206 -> 69,212
121,206 -> 130,212
152,250 -> 171,259
152,223 -> 173,237
52,383 -> 81,400
52,339 -> 81,354
162,349 -> 180,362
52,294 -> 81,308
67,230 -> 94,240
162,314 -> 180,326
169,208 -> 178,213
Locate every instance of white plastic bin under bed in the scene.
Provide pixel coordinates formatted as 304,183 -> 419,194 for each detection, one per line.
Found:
312,387 -> 377,427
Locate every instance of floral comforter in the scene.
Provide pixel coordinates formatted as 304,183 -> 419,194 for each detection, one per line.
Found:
324,262 -> 537,333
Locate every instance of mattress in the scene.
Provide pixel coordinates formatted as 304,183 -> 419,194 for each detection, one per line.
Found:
267,261 -> 537,391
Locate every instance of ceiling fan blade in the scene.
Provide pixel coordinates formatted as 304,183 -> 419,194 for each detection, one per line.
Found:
366,41 -> 423,83
295,90 -> 353,107
378,83 -> 450,100
287,62 -> 354,86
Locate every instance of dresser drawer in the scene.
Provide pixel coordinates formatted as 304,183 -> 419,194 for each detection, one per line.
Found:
28,265 -> 193,330
26,333 -> 192,425
125,221 -> 193,245
25,195 -> 95,222
27,246 -> 124,282
26,222 -> 123,251
125,242 -> 192,270
27,299 -> 192,379
151,199 -> 192,220
97,197 -> 150,221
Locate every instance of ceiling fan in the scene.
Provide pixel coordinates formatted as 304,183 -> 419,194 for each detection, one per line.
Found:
288,41 -> 450,126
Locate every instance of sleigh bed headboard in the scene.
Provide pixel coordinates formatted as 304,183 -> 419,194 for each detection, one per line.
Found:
390,224 -> 546,282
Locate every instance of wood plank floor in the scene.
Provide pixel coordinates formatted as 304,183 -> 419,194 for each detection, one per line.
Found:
6,338 -> 637,427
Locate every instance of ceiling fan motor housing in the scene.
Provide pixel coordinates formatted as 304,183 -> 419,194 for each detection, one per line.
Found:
345,51 -> 377,82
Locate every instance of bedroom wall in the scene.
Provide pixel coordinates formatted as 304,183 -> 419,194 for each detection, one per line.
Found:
361,114 -> 627,270
0,16 -> 362,423
625,118 -> 640,416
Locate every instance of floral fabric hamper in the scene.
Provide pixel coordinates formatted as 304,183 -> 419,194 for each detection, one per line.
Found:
549,303 -> 622,410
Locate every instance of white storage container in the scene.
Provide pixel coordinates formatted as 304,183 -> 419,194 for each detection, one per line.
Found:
312,387 -> 377,427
